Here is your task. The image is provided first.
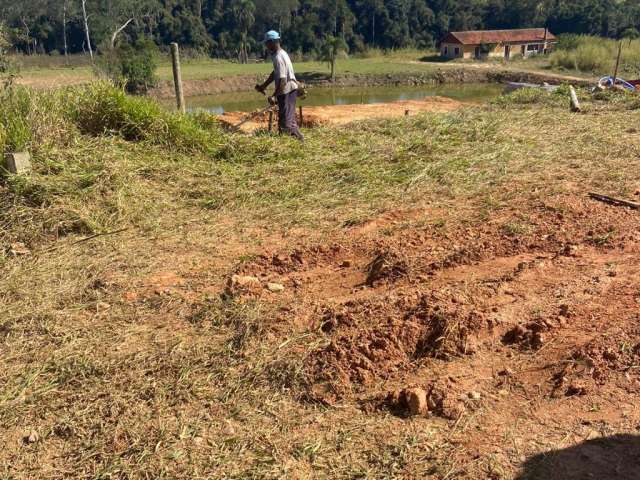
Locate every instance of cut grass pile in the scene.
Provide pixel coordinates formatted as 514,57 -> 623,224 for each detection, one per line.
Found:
1,82 -> 640,478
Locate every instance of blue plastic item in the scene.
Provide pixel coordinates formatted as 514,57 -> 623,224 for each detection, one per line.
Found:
599,76 -> 636,91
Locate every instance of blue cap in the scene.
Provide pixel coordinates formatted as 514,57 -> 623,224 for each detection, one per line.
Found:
264,30 -> 281,42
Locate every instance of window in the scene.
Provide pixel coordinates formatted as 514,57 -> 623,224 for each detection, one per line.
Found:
527,44 -> 540,51
454,47 -> 460,56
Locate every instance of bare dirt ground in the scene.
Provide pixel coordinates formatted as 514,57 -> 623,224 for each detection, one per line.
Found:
219,96 -> 464,132
214,194 -> 640,478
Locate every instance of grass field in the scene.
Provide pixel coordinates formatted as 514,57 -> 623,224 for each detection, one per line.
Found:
2,82 -> 640,479
13,48 -> 594,91
13,50 -> 441,89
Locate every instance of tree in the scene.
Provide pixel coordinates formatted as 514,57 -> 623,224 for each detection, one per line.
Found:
81,0 -> 93,60
321,34 -> 347,81
232,0 -> 255,63
0,22 -> 13,72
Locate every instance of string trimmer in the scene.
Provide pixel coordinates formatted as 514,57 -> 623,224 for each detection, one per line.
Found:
230,88 -> 277,132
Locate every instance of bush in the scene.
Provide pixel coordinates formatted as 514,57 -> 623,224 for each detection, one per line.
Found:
97,39 -> 159,94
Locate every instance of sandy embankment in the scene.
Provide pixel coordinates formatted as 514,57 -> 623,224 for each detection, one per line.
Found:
218,96 -> 464,132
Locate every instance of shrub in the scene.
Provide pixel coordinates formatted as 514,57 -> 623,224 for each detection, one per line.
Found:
97,39 -> 159,94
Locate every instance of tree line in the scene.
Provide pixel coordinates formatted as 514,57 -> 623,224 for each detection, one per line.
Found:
2,0 -> 640,60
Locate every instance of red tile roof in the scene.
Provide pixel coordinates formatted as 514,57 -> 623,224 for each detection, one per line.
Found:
442,29 -> 556,45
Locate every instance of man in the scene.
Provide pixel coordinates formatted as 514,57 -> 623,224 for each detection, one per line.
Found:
256,31 -> 304,141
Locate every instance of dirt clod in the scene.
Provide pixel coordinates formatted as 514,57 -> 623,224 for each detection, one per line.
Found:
267,282 -> 285,293
227,275 -> 262,296
404,388 -> 429,416
566,382 -> 588,397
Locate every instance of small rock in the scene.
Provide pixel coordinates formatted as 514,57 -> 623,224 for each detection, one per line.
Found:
24,430 -> 39,444
468,391 -> 482,401
404,388 -> 428,416
266,282 -> 285,293
498,389 -> 510,397
559,304 -> 571,317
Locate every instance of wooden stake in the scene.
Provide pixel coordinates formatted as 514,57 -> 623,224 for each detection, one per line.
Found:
170,43 -> 186,114
405,110 -> 410,116
612,41 -> 623,88
569,86 -> 581,113
299,106 -> 304,127
268,110 -> 274,132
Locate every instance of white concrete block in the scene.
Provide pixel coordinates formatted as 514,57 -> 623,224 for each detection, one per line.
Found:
4,152 -> 31,174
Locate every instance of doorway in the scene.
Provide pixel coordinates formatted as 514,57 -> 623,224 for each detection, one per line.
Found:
504,45 -> 511,60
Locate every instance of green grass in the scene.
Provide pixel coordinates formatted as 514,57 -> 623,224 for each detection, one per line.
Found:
14,50 -> 443,89
550,34 -> 640,77
15,47 -> 591,92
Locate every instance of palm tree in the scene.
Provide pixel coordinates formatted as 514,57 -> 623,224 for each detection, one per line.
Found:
232,0 -> 255,64
321,35 -> 347,82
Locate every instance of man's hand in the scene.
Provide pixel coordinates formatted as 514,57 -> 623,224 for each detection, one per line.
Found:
267,95 -> 277,106
255,84 -> 266,95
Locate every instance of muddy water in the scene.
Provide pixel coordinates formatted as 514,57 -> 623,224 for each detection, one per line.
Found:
178,84 -> 503,114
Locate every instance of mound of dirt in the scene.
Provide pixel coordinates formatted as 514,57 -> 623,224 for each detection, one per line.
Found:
307,291 -> 486,403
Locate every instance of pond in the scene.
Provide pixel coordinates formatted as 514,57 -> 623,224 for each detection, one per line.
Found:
176,83 -> 504,114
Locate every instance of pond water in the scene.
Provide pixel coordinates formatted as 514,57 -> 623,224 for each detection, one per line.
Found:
176,83 -> 504,114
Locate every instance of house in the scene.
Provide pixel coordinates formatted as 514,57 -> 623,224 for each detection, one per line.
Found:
440,28 -> 557,60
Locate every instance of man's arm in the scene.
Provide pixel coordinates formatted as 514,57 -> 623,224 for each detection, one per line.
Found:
256,71 -> 275,93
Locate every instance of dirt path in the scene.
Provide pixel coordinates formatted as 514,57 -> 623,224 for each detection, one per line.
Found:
218,96 -> 465,132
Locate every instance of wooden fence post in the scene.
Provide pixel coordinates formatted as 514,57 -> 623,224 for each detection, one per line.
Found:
299,106 -> 304,127
268,110 -> 274,132
569,86 -> 581,113
612,41 -> 623,89
170,43 -> 186,114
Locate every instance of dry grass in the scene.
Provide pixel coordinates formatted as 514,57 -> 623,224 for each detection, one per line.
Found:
2,84 -> 640,478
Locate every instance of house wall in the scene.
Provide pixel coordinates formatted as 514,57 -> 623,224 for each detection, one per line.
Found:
441,40 -> 556,60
